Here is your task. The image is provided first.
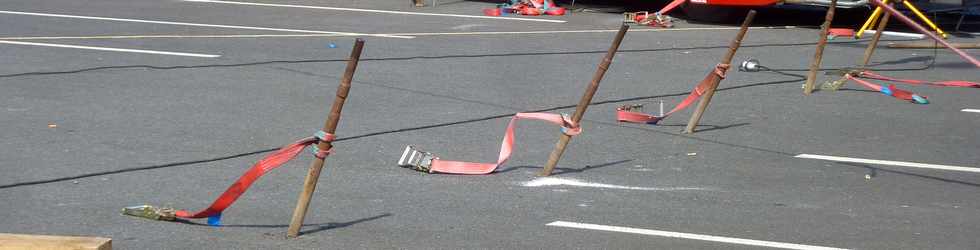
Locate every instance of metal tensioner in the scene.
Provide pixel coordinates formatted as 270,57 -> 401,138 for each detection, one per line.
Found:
738,59 -> 762,72
397,145 -> 437,173
122,205 -> 176,221
617,104 -> 644,112
821,68 -> 863,91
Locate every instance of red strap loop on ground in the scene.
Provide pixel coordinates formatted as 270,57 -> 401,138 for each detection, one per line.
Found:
859,71 -> 980,88
483,0 -> 565,16
846,74 -> 928,104
427,112 -> 580,175
173,134 -> 331,219
617,64 -> 728,124
828,28 -> 855,38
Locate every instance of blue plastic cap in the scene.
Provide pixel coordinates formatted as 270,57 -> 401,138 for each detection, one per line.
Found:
879,86 -> 893,96
207,213 -> 223,227
911,95 -> 929,104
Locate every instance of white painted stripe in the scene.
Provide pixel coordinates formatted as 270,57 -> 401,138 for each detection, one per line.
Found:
962,109 -> 980,113
547,221 -> 849,250
0,10 -> 412,39
0,40 -> 220,58
524,177 -> 706,191
184,0 -> 566,23
795,154 -> 980,173
862,30 -> 926,39
0,26 -> 807,41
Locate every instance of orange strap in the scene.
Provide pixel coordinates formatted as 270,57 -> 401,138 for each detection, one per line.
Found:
427,112 -> 580,175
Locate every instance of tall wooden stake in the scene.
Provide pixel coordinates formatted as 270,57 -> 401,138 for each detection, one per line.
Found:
861,10 -> 891,67
537,24 -> 629,177
287,39 -> 365,238
803,0 -> 837,95
683,10 -> 756,134
869,0 -> 980,67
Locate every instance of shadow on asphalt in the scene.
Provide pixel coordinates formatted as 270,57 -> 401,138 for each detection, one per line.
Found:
653,122 -> 751,133
0,76 -> 806,190
7,73 -> 971,189
173,213 -> 392,236
495,159 -> 634,175
0,39 -> 928,79
0,35 -> 953,190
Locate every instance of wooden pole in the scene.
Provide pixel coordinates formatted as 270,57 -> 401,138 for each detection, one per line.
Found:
287,38 -> 365,238
683,10 -> 756,134
537,24 -> 629,177
861,10 -> 891,67
803,0 -> 837,95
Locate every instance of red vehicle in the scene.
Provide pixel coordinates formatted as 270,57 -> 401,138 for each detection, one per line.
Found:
680,0 -> 868,21
688,0 -> 868,8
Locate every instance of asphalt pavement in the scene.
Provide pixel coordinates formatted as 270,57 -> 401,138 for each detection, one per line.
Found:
1,0 -> 978,249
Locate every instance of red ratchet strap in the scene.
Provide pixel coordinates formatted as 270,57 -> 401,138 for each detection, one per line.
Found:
630,0 -> 683,27
617,64 -> 730,124
658,0 -> 685,16
845,74 -> 929,104
858,71 -> 980,88
399,113 -> 580,175
484,0 -> 565,16
172,131 -> 334,225
828,28 -> 855,39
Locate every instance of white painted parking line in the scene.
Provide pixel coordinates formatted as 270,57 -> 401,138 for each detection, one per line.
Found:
547,221 -> 849,250
183,0 -> 567,23
0,10 -> 413,39
524,177 -> 707,191
0,40 -> 220,58
962,109 -> 980,113
0,26 -> 807,41
795,154 -> 980,173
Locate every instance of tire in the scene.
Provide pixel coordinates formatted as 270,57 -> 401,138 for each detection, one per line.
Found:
680,2 -> 749,23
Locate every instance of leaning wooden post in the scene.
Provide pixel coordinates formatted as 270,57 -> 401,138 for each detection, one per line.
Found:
683,10 -> 756,134
287,38 -> 365,238
869,0 -> 980,67
537,24 -> 629,177
861,10 -> 891,67
803,0 -> 837,95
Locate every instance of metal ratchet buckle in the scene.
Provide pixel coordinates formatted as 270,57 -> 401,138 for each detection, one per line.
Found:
623,11 -> 644,23
821,68 -> 862,91
122,205 -> 176,221
825,68 -> 863,77
397,145 -> 436,173
617,104 -> 644,112
653,12 -> 673,28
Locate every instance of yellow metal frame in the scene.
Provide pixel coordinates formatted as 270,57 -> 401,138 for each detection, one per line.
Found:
856,0 -> 947,39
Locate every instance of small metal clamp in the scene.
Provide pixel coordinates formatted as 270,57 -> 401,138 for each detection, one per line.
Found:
738,59 -> 762,72
121,205 -> 176,221
653,12 -> 673,28
617,104 -> 644,112
820,68 -> 862,91
623,12 -> 642,23
397,145 -> 436,173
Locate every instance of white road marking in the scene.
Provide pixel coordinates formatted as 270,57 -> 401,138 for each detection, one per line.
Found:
962,109 -> 980,113
0,10 -> 413,39
547,221 -> 849,250
0,40 -> 220,58
183,0 -> 567,23
795,154 -> 980,173
0,26 -> 807,41
524,177 -> 707,191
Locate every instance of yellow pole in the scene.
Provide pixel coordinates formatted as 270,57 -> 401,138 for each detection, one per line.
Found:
901,0 -> 947,39
856,0 -> 888,39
